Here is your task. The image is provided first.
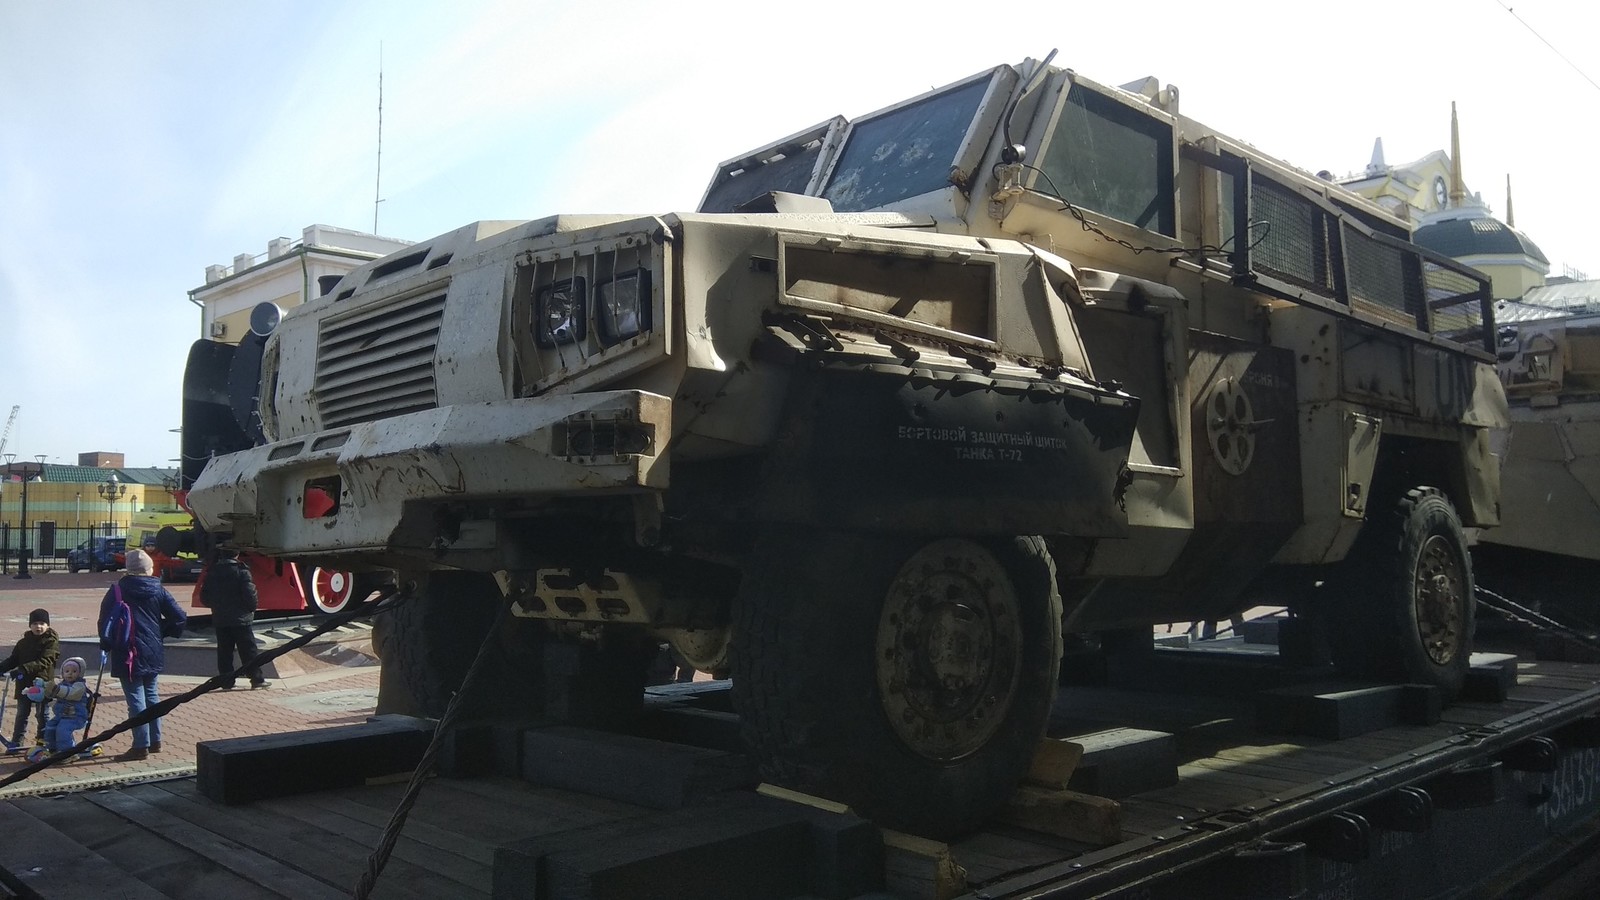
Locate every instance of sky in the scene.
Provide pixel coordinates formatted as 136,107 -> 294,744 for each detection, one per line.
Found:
1,0 -> 1596,469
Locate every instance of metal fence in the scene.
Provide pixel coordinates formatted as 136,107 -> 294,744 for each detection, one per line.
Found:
0,523 -> 125,575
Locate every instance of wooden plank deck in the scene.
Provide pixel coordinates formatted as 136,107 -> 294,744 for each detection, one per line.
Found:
0,653 -> 1594,899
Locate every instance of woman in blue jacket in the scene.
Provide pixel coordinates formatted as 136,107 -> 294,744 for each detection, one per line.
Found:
97,548 -> 187,761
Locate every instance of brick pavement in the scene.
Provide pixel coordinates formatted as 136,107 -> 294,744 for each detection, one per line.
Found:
0,575 -> 381,798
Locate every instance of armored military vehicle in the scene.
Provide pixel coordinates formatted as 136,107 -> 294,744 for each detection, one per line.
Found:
187,57 -> 1505,836
1475,307 -> 1600,611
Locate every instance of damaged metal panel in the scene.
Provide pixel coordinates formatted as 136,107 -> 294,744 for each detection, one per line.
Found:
1188,332 -> 1302,526
188,391 -> 671,557
752,364 -> 1139,536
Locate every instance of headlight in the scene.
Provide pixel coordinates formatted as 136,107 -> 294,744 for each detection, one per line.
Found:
535,277 -> 587,347
597,269 -> 652,346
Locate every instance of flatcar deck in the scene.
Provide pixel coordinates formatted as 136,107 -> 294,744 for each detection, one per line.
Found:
1,646 -> 1597,900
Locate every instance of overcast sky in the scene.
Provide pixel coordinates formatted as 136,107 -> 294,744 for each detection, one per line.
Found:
1,0 -> 1595,469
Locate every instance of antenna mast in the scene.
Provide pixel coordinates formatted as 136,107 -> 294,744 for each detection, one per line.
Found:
374,43 -> 385,233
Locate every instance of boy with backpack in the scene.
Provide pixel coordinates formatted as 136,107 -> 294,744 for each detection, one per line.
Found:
0,609 -> 59,753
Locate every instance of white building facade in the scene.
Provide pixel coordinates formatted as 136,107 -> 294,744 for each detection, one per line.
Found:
190,225 -> 413,345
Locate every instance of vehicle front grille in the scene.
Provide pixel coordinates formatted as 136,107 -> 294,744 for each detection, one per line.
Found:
315,292 -> 446,427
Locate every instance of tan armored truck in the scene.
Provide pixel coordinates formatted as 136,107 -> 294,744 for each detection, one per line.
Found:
1474,309 -> 1600,607
187,58 -> 1507,837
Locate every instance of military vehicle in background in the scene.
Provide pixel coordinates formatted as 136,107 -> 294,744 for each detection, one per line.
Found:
185,56 -> 1505,837
1475,307 -> 1600,613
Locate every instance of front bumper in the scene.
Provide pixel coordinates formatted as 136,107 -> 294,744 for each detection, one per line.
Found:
188,391 -> 671,557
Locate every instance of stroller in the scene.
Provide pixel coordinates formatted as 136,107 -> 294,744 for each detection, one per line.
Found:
20,653 -> 107,763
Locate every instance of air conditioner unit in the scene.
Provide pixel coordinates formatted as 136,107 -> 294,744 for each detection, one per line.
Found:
210,321 -> 227,338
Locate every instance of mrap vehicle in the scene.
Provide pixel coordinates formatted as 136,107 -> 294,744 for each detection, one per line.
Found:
188,56 -> 1507,840
1473,306 -> 1600,614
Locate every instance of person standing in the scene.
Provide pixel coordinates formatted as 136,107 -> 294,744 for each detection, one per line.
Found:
203,548 -> 270,690
0,608 -> 59,752
98,548 -> 187,762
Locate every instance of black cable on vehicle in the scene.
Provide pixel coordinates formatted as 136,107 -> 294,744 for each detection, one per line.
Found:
1476,584 -> 1600,654
352,594 -> 513,900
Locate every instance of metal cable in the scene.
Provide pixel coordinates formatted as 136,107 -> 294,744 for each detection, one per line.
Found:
352,595 -> 514,900
1475,584 -> 1600,654
0,588 -> 401,789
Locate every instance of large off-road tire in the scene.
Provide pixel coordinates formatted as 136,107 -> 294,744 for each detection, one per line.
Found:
373,570 -> 516,719
1325,487 -> 1476,700
731,530 -> 1062,838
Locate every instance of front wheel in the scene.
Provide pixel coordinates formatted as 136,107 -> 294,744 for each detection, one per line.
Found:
373,570 -> 511,719
732,530 -> 1062,838
1325,487 -> 1476,700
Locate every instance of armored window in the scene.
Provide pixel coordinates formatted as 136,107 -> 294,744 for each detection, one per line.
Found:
699,119 -> 844,213
1035,84 -> 1175,237
821,75 -> 995,212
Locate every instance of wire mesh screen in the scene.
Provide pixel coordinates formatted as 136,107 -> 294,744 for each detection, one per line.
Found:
1346,228 -> 1423,320
1426,261 -> 1491,338
1251,179 -> 1332,295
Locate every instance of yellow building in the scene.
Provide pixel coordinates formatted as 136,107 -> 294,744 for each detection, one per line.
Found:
0,463 -> 177,532
1339,104 -> 1549,301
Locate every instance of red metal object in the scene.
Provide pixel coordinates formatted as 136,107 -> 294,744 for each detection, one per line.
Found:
303,486 -> 337,519
191,552 -> 307,612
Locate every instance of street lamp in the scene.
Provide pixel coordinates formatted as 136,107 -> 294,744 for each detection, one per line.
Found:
11,453 -> 45,580
98,473 -> 127,532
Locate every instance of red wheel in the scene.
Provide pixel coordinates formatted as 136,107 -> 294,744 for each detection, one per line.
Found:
309,567 -> 356,615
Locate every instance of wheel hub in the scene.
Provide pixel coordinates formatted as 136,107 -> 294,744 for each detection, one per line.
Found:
312,567 -> 356,614
1415,535 -> 1465,666
876,541 -> 1022,761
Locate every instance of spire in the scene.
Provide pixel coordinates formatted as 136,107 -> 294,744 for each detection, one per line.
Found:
1505,174 -> 1515,227
1366,137 -> 1387,176
1448,102 -> 1467,207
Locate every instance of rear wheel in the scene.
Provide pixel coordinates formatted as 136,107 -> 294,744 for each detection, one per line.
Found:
1325,487 -> 1475,700
732,530 -> 1062,838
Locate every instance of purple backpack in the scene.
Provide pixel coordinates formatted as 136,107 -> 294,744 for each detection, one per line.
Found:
102,583 -> 136,673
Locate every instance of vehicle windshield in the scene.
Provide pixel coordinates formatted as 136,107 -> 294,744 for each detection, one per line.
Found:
820,75 -> 992,212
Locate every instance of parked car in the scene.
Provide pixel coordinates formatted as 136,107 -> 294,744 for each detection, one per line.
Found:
67,537 -> 126,573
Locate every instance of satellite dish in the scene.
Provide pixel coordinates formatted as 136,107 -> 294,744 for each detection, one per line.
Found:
249,302 -> 283,337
